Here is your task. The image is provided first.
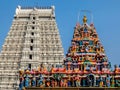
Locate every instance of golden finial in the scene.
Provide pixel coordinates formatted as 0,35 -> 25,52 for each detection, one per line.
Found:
83,15 -> 87,23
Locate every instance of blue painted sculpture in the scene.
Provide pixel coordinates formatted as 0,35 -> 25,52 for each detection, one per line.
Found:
106,75 -> 111,87
24,75 -> 29,87
19,77 -> 24,90
32,77 -> 36,87
38,74 -> 44,86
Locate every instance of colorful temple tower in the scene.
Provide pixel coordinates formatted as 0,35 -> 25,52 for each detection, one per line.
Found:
64,15 -> 111,87
63,16 -> 120,88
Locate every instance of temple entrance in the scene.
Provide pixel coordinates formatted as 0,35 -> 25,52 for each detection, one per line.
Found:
87,74 -> 95,86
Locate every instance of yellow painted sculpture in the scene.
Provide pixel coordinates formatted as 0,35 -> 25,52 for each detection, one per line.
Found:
83,15 -> 87,23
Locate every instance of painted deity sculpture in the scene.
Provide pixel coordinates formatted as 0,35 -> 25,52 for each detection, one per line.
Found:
19,70 -> 24,77
111,76 -> 115,87
55,80 -> 58,87
24,75 -> 30,87
60,79 -> 64,87
116,79 -> 120,87
19,77 -> 24,90
103,77 -> 106,87
67,76 -> 72,87
99,76 -> 103,87
75,77 -> 81,87
38,74 -> 44,87
51,79 -> 55,87
68,79 -> 72,87
82,78 -> 86,87
46,77 -> 51,87
41,79 -> 46,87
63,79 -> 68,87
31,77 -> 36,87
106,75 -> 111,87
96,75 -> 103,87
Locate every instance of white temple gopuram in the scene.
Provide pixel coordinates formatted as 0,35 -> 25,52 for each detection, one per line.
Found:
0,6 -> 64,90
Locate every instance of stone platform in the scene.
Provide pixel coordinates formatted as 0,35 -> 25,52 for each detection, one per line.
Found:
25,87 -> 120,90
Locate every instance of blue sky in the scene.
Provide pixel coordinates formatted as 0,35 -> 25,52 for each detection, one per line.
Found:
0,0 -> 120,68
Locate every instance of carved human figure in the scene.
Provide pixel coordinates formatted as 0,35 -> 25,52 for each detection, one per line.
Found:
51,79 -> 55,87
75,75 -> 81,87
67,76 -> 72,87
111,76 -> 115,87
106,75 -> 111,87
38,74 -> 44,87
99,76 -> 103,87
82,78 -> 86,87
31,77 -> 36,87
19,77 -> 24,90
24,75 -> 30,87
46,77 -> 51,87
63,79 -> 68,87
55,80 -> 58,87
60,79 -> 64,87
